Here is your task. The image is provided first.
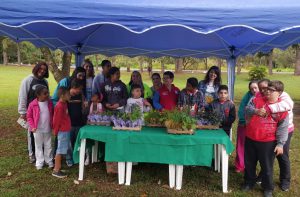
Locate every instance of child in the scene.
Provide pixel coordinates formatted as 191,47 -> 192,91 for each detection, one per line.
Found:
52,87 -> 71,178
178,77 -> 205,115
153,71 -> 180,111
126,84 -> 151,114
89,94 -> 103,115
27,85 -> 53,170
66,79 -> 85,167
243,80 -> 289,197
209,85 -> 236,136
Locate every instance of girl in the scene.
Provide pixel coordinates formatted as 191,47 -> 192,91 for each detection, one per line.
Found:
27,85 -> 53,170
101,67 -> 128,111
235,80 -> 259,173
89,94 -> 103,115
52,87 -> 71,178
127,71 -> 152,99
198,66 -> 221,106
126,84 -> 151,114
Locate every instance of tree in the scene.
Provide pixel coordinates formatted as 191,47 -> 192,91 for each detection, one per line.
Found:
175,58 -> 183,73
294,44 -> 300,75
266,50 -> 273,75
2,38 -> 8,65
17,42 -> 21,65
40,47 -> 71,82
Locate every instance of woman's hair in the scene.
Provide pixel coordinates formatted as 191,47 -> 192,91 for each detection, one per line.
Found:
258,78 -> 271,86
35,85 -> 48,96
108,67 -> 120,78
70,67 -> 86,81
83,59 -> 95,78
248,80 -> 258,90
203,66 -> 221,86
101,60 -> 111,68
129,71 -> 143,85
32,62 -> 49,78
187,77 -> 198,88
70,79 -> 84,89
57,87 -> 69,99
151,73 -> 161,79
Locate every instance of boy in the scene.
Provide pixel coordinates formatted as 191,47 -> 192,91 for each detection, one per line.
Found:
153,71 -> 180,111
243,80 -> 289,197
52,87 -> 71,178
66,79 -> 85,166
178,77 -> 205,114
209,85 -> 236,136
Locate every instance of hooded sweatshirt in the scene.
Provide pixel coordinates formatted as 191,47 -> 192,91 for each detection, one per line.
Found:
100,80 -> 128,108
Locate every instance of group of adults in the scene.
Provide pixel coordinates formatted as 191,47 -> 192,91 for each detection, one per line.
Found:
18,60 -> 293,195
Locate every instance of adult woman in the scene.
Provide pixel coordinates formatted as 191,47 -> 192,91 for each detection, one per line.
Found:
101,67 -> 128,111
18,62 -> 50,163
198,66 -> 221,106
82,59 -> 95,102
150,73 -> 162,94
235,80 -> 259,173
51,67 -> 86,105
127,71 -> 152,99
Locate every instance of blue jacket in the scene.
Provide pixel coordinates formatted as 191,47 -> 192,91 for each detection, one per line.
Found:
51,77 -> 70,106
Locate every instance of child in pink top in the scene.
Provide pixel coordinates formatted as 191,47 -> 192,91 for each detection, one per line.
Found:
27,85 -> 54,170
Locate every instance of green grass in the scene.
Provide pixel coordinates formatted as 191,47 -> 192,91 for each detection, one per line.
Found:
0,65 -> 299,196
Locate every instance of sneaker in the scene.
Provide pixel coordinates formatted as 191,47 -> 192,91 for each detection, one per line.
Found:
84,155 -> 90,166
48,162 -> 54,168
263,190 -> 273,197
280,184 -> 290,192
36,166 -> 43,170
66,160 -> 74,167
256,176 -> 262,185
241,184 -> 254,191
29,155 -> 36,164
52,170 -> 67,178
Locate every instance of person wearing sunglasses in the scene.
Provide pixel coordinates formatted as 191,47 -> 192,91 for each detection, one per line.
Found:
243,80 -> 289,197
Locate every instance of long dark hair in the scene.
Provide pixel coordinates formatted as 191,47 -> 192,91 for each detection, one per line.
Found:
203,66 -> 221,86
69,67 -> 86,96
83,59 -> 95,78
32,62 -> 49,78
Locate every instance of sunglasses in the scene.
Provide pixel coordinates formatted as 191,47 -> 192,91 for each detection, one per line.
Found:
266,87 -> 277,92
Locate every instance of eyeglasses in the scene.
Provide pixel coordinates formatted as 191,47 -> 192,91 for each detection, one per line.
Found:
266,87 -> 277,93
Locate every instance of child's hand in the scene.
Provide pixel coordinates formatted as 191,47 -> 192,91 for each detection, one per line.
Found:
31,128 -> 37,133
143,99 -> 151,106
111,103 -> 120,109
274,146 -> 283,156
20,114 -> 27,121
83,101 -> 89,108
105,103 -> 112,109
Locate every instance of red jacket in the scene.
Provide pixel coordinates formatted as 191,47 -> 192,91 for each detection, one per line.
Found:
246,96 -> 287,142
27,98 -> 53,131
156,84 -> 180,110
53,101 -> 71,135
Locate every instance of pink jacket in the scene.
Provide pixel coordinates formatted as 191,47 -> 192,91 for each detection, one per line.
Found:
27,98 -> 54,131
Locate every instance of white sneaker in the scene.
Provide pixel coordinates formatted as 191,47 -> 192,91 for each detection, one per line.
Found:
48,162 -> 54,168
84,154 -> 90,166
36,166 -> 43,170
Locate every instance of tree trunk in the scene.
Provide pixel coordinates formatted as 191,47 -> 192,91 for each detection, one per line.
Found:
161,60 -> 165,73
139,60 -> 143,72
175,58 -> 183,73
2,38 -> 8,65
295,45 -> 300,75
95,54 -> 99,70
40,47 -> 71,82
237,61 -> 242,75
216,58 -> 223,72
267,50 -> 273,75
16,42 -> 21,66
203,58 -> 208,70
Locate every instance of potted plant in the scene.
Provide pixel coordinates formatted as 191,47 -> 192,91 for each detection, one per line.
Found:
164,108 -> 196,135
111,104 -> 143,131
195,109 -> 222,129
87,110 -> 113,126
144,110 -> 165,127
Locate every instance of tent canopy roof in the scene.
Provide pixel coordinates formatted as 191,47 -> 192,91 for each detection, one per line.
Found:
1,0 -> 300,58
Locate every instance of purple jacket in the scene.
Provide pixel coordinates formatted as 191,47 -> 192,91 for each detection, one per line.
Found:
27,98 -> 54,131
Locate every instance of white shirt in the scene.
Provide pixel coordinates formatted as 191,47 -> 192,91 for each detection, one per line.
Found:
126,98 -> 150,113
37,101 -> 51,133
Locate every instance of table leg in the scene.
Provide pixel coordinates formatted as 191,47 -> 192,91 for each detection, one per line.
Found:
78,138 -> 86,181
175,165 -> 183,190
214,144 -> 218,171
92,141 -> 99,163
218,144 -> 221,173
118,162 -> 125,184
125,162 -> 132,186
221,145 -> 229,193
169,164 -> 175,188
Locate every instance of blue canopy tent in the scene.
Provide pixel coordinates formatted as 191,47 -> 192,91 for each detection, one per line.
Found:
1,0 -> 300,100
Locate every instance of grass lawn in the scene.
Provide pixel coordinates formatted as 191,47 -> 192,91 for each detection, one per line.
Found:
0,65 -> 299,196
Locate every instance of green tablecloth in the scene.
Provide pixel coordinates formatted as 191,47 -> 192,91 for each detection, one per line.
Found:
73,126 -> 234,166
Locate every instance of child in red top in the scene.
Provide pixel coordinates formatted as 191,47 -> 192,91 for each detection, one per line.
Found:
52,87 -> 71,178
27,85 -> 53,170
153,71 -> 180,110
243,81 -> 289,197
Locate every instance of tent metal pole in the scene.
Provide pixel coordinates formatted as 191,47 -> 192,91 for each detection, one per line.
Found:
75,45 -> 85,67
227,47 -> 236,101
